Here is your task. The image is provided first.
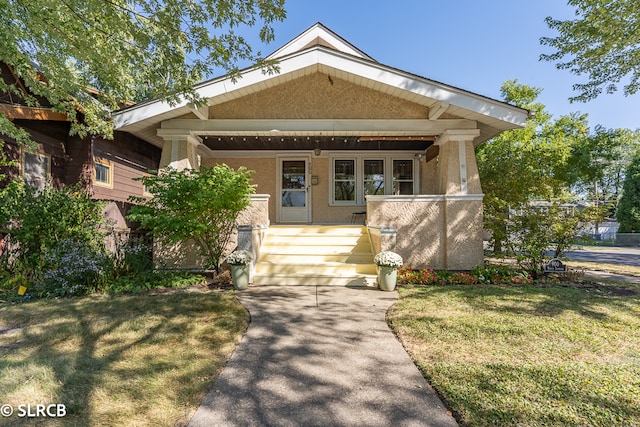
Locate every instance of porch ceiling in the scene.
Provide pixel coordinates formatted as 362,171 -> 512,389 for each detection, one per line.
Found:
200,135 -> 434,151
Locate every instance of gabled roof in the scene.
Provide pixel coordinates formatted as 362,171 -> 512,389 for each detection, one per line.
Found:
113,23 -> 529,148
266,22 -> 375,61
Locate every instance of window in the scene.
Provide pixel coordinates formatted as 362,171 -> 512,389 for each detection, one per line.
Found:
22,151 -> 50,190
393,160 -> 414,195
363,159 -> 384,196
334,159 -> 355,202
331,154 -> 418,205
94,158 -> 113,188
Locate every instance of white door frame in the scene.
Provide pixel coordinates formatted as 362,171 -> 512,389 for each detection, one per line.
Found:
276,154 -> 312,223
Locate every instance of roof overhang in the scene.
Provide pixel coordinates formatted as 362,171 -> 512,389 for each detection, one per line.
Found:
113,45 -> 529,149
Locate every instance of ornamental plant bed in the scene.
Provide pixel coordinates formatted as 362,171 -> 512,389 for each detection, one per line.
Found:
398,265 -> 533,286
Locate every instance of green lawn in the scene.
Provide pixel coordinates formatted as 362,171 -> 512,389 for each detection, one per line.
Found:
389,284 -> 640,427
0,289 -> 247,426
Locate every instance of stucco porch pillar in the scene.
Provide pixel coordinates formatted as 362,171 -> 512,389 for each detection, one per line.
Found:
158,131 -> 202,171
434,129 -> 484,269
435,129 -> 482,195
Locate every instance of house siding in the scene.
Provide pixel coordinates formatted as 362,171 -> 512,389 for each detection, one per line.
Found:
91,132 -> 161,203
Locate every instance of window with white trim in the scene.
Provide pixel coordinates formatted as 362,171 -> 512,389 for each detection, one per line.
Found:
334,159 -> 355,202
393,159 -> 414,195
363,159 -> 385,197
330,154 -> 418,205
22,151 -> 50,190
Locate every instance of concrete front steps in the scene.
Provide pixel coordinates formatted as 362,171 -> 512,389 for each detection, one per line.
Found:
253,225 -> 377,286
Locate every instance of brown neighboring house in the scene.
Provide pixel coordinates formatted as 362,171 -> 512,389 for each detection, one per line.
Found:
0,62 -> 161,237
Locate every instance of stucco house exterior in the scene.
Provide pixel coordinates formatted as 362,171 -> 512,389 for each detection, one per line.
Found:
113,23 -> 529,275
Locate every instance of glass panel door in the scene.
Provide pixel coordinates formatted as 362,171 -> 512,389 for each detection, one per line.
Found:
279,157 -> 311,222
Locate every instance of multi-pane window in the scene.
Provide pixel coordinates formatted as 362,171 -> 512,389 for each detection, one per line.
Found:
334,159 -> 355,202
331,155 -> 417,205
22,151 -> 50,190
94,158 -> 113,188
393,160 -> 414,195
363,159 -> 384,196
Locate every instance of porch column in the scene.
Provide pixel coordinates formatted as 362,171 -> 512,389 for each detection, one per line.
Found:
435,129 -> 484,269
158,131 -> 202,171
435,129 -> 481,195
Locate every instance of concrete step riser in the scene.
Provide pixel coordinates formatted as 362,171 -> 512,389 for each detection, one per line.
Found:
255,264 -> 377,275
259,254 -> 374,264
252,275 -> 377,287
261,242 -> 371,255
263,236 -> 369,246
267,226 -> 367,236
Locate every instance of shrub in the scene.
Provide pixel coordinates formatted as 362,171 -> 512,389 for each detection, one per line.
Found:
129,165 -> 255,273
0,181 -> 107,284
103,271 -> 205,295
36,239 -> 109,297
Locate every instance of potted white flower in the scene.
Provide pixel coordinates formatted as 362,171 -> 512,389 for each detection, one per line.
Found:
374,251 -> 403,291
227,250 -> 254,290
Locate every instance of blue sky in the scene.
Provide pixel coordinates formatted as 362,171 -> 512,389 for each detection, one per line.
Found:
240,0 -> 640,131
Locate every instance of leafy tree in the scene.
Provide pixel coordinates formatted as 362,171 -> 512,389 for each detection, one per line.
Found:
128,165 -> 254,272
617,151 -> 640,232
567,126 -> 640,220
0,0 -> 286,142
0,180 -> 107,283
477,80 -> 589,255
540,0 -> 640,102
477,80 -> 611,274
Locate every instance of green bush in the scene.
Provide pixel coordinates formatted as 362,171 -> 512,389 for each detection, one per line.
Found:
129,164 -> 255,272
0,181 -> 107,284
102,271 -> 205,295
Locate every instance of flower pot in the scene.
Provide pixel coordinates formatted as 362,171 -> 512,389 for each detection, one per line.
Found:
230,264 -> 250,290
377,266 -> 397,291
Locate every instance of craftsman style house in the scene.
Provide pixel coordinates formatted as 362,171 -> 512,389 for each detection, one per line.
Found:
113,23 -> 529,278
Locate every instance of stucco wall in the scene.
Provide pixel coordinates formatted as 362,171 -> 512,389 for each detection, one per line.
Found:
367,198 -> 446,269
445,198 -> 484,269
209,73 -> 430,120
420,158 -> 439,194
465,141 -> 482,194
366,196 -> 484,270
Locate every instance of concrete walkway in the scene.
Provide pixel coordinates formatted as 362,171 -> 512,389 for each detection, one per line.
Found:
188,285 -> 458,427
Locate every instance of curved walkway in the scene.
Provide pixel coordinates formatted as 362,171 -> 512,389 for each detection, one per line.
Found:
188,285 -> 457,427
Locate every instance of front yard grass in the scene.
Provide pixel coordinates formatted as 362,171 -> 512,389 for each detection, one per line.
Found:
389,284 -> 640,427
0,288 -> 248,426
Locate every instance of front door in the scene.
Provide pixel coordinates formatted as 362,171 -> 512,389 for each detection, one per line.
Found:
277,156 -> 311,223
